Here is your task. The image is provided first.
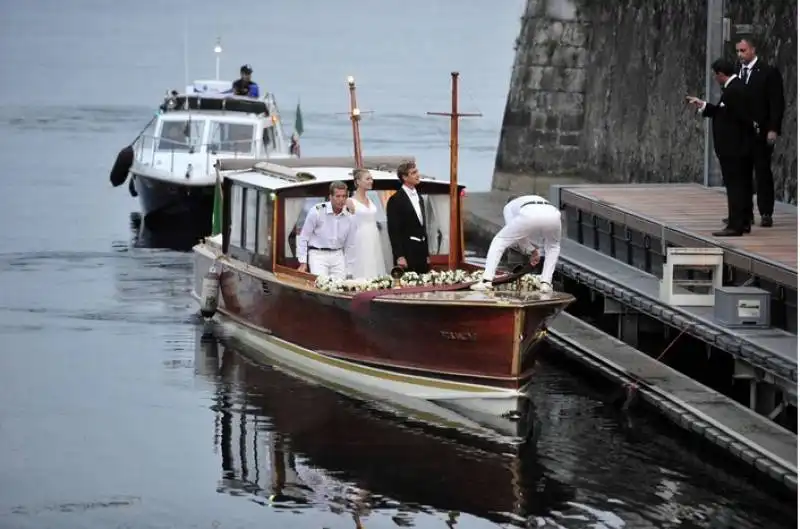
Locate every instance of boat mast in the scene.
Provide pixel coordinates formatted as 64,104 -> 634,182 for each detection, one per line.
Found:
427,72 -> 481,270
346,76 -> 364,168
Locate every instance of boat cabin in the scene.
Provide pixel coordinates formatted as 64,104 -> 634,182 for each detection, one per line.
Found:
216,159 -> 466,279
132,81 -> 290,178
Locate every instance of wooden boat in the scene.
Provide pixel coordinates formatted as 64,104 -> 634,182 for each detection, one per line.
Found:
191,73 -> 575,430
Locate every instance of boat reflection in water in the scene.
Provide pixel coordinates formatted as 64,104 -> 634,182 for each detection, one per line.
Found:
195,330 -> 576,526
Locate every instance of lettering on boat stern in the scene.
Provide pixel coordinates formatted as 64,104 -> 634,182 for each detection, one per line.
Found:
440,330 -> 477,342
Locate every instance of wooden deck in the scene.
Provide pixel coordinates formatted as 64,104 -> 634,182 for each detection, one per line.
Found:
555,184 -> 797,289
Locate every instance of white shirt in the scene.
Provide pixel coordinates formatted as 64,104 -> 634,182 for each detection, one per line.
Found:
401,185 -> 423,224
741,57 -> 758,84
296,201 -> 356,268
503,195 -> 561,254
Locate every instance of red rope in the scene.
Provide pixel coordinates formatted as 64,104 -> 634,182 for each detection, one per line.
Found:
655,326 -> 691,362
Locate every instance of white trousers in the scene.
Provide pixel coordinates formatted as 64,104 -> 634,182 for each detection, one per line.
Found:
308,249 -> 346,280
483,204 -> 562,283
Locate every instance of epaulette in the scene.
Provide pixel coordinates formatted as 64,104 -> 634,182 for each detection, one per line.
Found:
315,203 -> 326,210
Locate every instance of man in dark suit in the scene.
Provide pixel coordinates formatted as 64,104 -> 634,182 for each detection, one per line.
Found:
386,161 -> 430,274
735,37 -> 785,227
687,58 -> 756,237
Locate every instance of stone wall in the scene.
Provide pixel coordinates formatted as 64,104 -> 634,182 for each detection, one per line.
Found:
494,0 -> 798,204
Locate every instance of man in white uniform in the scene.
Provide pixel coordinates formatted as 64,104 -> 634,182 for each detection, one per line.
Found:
471,195 -> 562,293
296,181 -> 356,279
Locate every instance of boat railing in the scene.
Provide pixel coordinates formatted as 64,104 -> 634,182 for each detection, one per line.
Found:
214,155 -> 418,172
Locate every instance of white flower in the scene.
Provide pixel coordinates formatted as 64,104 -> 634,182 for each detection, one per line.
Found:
314,267 -> 537,293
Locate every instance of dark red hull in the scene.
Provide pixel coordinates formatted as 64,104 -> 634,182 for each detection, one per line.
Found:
194,247 -> 574,389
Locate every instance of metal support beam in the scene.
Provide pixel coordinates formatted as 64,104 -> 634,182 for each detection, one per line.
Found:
768,401 -> 787,421
618,314 -> 640,348
703,0 -> 726,187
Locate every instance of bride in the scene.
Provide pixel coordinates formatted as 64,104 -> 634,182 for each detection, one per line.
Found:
346,169 -> 387,279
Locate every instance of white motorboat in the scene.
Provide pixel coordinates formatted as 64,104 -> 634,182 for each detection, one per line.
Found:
123,80 -> 296,230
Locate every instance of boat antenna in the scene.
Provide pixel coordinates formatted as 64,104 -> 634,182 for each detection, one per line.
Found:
427,72 -> 481,270
346,76 -> 363,168
214,38 -> 222,81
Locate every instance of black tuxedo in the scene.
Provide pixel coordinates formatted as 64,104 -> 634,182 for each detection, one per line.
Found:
738,59 -> 785,217
702,77 -> 755,232
386,186 -> 430,274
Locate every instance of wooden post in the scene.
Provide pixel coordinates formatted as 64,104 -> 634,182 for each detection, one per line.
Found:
346,76 -> 364,168
427,72 -> 481,270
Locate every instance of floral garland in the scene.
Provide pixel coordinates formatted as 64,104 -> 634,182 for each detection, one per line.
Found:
314,269 -> 543,293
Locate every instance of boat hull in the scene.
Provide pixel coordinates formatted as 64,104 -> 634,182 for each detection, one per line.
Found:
193,247 -> 571,393
207,314 -> 531,439
132,171 -> 214,231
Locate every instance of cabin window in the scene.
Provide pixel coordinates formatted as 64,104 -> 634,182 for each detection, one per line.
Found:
256,191 -> 273,261
230,184 -> 244,248
209,121 -> 255,155
244,187 -> 258,252
424,194 -> 451,255
262,125 -> 276,151
157,120 -> 206,151
283,197 -> 323,259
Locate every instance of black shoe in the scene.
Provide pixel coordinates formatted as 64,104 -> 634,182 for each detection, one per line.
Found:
761,215 -> 773,227
743,224 -> 751,234
712,228 -> 744,237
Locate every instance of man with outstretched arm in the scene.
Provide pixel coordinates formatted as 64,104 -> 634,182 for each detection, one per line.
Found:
470,195 -> 562,293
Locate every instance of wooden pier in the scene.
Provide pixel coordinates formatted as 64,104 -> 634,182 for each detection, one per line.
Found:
556,183 -> 796,286
552,184 -> 797,333
463,183 -> 798,489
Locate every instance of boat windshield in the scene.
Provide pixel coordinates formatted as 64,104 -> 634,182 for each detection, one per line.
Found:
157,119 -> 206,151
208,120 -> 256,155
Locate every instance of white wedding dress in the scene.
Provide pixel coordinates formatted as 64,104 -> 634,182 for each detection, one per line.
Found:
348,197 -> 387,279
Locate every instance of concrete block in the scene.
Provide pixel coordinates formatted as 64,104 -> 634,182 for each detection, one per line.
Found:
530,111 -> 548,130
561,21 -> 589,47
560,113 -> 585,131
548,20 -> 565,41
530,129 -> 558,146
529,90 -> 585,113
559,133 -> 581,147
491,172 -> 512,191
538,66 -> 560,91
533,19 -> 556,44
529,44 -> 555,66
552,46 -> 588,68
526,66 -> 545,91
563,67 -> 587,92
544,0 -> 578,20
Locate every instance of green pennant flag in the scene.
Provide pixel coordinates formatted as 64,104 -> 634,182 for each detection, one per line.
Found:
294,100 -> 304,137
211,169 -> 223,236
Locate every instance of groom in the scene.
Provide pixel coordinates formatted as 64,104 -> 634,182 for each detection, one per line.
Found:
386,161 -> 430,274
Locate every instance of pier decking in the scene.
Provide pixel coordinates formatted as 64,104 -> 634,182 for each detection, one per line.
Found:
555,183 -> 796,288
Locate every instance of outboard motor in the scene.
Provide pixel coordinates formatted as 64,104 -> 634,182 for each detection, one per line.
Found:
199,263 -> 221,319
109,145 -> 134,187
